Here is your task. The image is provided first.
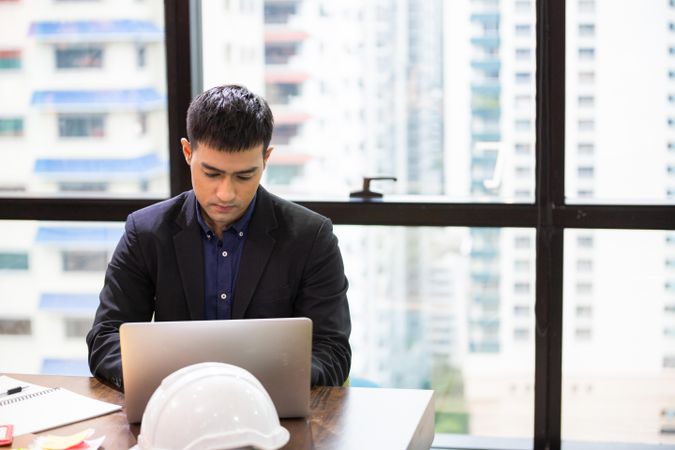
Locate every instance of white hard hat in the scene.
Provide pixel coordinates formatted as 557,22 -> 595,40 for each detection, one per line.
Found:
134,362 -> 290,450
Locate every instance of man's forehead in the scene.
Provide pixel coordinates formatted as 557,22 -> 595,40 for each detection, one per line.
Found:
193,140 -> 265,154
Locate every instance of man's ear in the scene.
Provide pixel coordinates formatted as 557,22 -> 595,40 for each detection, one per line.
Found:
263,146 -> 274,168
181,138 -> 192,165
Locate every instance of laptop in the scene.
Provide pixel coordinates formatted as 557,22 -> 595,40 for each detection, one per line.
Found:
119,317 -> 312,423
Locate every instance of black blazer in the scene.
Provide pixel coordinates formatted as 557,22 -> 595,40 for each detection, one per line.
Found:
86,186 -> 351,388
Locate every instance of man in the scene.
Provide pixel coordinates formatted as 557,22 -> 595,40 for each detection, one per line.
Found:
86,85 -> 351,389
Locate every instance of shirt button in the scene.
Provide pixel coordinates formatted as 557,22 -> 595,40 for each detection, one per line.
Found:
220,293 -> 227,300
239,231 -> 244,237
222,251 -> 228,257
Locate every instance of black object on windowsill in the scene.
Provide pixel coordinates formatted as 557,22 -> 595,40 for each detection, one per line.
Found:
349,177 -> 397,199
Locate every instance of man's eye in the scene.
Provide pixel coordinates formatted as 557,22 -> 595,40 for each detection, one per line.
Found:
204,172 -> 220,178
237,174 -> 253,180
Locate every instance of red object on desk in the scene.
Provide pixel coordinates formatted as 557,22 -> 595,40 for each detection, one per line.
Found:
0,424 -> 13,446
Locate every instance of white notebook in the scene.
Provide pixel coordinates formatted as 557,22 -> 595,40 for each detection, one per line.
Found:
0,375 -> 121,436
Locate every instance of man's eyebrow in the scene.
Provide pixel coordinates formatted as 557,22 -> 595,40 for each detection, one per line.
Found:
200,162 -> 258,174
200,162 -> 224,173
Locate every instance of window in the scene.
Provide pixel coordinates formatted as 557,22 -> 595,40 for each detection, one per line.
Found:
265,42 -> 300,65
136,45 -> 147,68
515,143 -> 531,155
576,259 -> 593,271
515,0 -> 531,13
137,112 -> 148,135
577,235 -> 594,248
0,118 -> 23,137
514,305 -> 530,316
577,166 -> 595,178
515,48 -> 531,60
578,142 -> 595,155
1,2 -> 673,449
0,49 -> 21,69
264,2 -> 298,25
515,236 -> 531,249
578,48 -> 595,60
58,182 -> 108,192
575,305 -> 592,318
576,282 -> 593,294
515,24 -> 531,36
514,328 -> 530,340
61,250 -> 108,272
64,318 -> 92,338
514,259 -> 530,271
515,119 -> 531,131
514,282 -> 531,294
514,167 -> 531,179
578,96 -> 594,107
578,0 -> 596,13
265,82 -> 300,105
57,114 -> 105,138
515,94 -> 532,108
578,24 -> 595,36
0,2 -> 169,197
271,124 -> 300,146
0,319 -> 31,335
578,119 -> 595,131
515,72 -> 531,84
575,328 -> 592,340
0,252 -> 28,270
55,45 -> 103,69
579,71 -> 595,84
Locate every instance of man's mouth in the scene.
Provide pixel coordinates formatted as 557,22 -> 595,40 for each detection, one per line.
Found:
213,204 -> 236,213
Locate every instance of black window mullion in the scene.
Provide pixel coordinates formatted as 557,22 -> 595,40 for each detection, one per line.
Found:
294,201 -> 538,227
555,204 -> 675,230
164,0 -> 193,196
534,0 -> 565,449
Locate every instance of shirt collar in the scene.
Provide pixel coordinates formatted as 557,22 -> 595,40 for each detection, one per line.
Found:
195,193 -> 257,239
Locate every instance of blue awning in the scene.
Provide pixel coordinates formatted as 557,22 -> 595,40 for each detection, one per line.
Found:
39,293 -> 100,313
29,20 -> 163,42
35,226 -> 124,244
31,88 -> 165,112
34,153 -> 166,180
41,358 -> 91,376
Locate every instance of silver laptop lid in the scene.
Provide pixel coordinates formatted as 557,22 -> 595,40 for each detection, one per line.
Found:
120,317 -> 312,423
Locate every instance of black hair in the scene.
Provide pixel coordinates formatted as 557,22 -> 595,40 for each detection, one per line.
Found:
186,84 -> 274,153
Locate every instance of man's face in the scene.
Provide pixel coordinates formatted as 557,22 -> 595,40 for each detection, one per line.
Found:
181,138 -> 272,234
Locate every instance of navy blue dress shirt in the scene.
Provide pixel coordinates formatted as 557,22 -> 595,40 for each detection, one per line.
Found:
196,195 -> 256,320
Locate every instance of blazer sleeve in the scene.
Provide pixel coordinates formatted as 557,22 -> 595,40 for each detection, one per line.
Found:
295,219 -> 352,387
86,214 -> 155,390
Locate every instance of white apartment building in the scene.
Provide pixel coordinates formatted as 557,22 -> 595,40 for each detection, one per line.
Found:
0,0 -> 167,373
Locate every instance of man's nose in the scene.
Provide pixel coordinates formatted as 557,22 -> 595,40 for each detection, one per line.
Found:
216,177 -> 236,202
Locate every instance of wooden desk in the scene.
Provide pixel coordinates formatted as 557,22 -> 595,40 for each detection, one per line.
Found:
8,374 -> 435,450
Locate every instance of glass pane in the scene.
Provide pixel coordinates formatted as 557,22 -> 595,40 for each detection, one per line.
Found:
200,0 -> 536,202
565,0 -> 675,204
337,226 -> 535,439
0,1 -> 169,198
0,220 -> 124,375
563,229 -> 675,445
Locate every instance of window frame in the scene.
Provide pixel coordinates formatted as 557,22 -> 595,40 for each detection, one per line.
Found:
0,1 -> 673,450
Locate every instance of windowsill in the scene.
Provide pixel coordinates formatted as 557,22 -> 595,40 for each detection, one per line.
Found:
431,433 -> 675,450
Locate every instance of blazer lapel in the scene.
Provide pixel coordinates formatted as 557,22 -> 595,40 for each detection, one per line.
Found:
232,186 -> 277,318
173,192 -> 205,320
